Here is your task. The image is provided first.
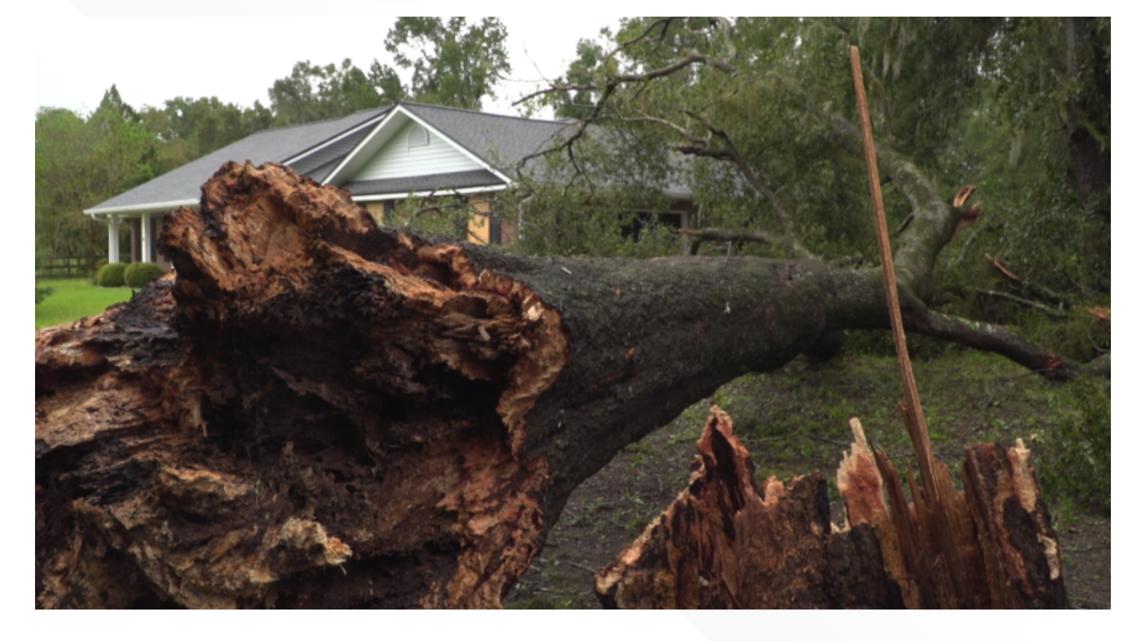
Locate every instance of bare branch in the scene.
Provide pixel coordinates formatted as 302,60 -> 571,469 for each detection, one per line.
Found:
971,288 -> 1069,318
512,19 -> 736,181
613,17 -> 677,54
673,109 -> 817,259
986,254 -> 1073,308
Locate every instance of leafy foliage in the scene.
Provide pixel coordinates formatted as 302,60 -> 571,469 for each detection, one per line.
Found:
36,87 -> 157,260
268,59 -> 389,126
123,262 -> 165,288
380,195 -> 474,241
522,17 -> 1108,300
385,17 -> 511,110
1037,378 -> 1110,514
95,262 -> 127,288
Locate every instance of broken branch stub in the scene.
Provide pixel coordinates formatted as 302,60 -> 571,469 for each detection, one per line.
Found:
595,407 -> 903,608
597,408 -> 1066,609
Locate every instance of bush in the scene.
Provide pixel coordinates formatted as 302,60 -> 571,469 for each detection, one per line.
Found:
124,262 -> 164,288
90,259 -> 107,284
95,262 -> 127,287
1037,378 -> 1110,515
35,285 -> 53,305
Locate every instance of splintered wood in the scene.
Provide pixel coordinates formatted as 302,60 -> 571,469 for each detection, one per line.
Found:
596,408 -> 1066,608
595,408 -> 902,608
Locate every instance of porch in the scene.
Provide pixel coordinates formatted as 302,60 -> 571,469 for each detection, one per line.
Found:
101,211 -> 172,269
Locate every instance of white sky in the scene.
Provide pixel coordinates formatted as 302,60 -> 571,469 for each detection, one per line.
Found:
35,1 -> 623,118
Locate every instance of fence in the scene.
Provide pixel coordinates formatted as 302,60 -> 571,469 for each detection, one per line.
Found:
36,255 -> 103,279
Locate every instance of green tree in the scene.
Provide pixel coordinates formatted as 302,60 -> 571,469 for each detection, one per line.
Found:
36,86 -> 158,260
521,17 -> 1109,299
384,17 -> 511,109
268,59 -> 389,126
140,96 -> 270,172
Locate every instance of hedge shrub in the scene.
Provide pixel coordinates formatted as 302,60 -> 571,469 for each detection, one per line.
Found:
95,262 -> 127,287
90,259 -> 107,284
124,262 -> 164,288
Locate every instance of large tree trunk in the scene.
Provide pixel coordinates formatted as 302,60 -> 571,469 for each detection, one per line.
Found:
36,162 -> 1082,608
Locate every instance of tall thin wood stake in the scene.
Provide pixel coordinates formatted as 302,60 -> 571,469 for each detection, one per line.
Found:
848,46 -> 942,505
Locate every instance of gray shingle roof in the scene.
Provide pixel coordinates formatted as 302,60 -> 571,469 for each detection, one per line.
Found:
85,107 -> 390,214
400,103 -> 574,175
403,103 -> 692,197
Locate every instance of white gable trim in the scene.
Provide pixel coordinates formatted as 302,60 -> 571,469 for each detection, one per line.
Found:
398,107 -> 512,184
84,198 -> 200,218
322,105 -> 512,187
351,184 -> 508,202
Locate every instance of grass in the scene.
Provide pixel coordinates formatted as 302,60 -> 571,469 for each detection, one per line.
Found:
35,278 -> 133,329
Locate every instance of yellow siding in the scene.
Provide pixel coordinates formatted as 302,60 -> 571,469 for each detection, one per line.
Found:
365,202 -> 385,225
467,196 -> 491,245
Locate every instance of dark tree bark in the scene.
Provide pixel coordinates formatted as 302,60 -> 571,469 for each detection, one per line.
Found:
36,162 -> 1086,608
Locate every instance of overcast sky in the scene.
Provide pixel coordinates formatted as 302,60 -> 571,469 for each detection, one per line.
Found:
35,1 -> 624,118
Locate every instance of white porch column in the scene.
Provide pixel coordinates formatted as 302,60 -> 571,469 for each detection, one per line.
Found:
107,215 -> 120,263
141,212 -> 152,263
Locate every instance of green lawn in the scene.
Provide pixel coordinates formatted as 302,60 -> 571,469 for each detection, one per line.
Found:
35,278 -> 133,329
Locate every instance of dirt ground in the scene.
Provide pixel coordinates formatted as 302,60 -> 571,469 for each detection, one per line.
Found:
505,349 -> 1110,609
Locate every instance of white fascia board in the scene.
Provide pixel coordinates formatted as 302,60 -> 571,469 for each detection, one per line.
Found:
281,112 -> 389,166
84,199 -> 199,218
396,107 -> 513,185
351,184 -> 508,202
324,105 -> 514,187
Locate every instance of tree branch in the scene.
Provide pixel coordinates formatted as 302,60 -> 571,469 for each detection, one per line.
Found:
986,254 -> 1073,308
972,288 -> 1069,319
905,307 -> 1088,380
513,20 -> 735,178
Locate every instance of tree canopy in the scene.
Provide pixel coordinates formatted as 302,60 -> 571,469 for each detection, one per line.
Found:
512,17 -> 1109,300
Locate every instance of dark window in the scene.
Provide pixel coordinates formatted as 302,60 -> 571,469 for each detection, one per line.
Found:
621,211 -> 684,241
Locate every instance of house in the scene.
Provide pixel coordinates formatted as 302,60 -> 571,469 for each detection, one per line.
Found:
84,102 -> 695,266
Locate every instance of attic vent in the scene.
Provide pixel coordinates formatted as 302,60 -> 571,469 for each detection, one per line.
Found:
407,125 -> 430,148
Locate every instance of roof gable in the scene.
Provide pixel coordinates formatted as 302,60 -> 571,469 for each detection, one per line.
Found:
348,119 -> 485,183
322,105 -> 512,187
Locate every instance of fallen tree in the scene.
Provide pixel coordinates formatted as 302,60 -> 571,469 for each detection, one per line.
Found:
37,161 -> 1093,608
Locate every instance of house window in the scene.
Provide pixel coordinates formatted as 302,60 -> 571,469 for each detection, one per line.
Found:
407,125 -> 430,148
622,211 -> 685,241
